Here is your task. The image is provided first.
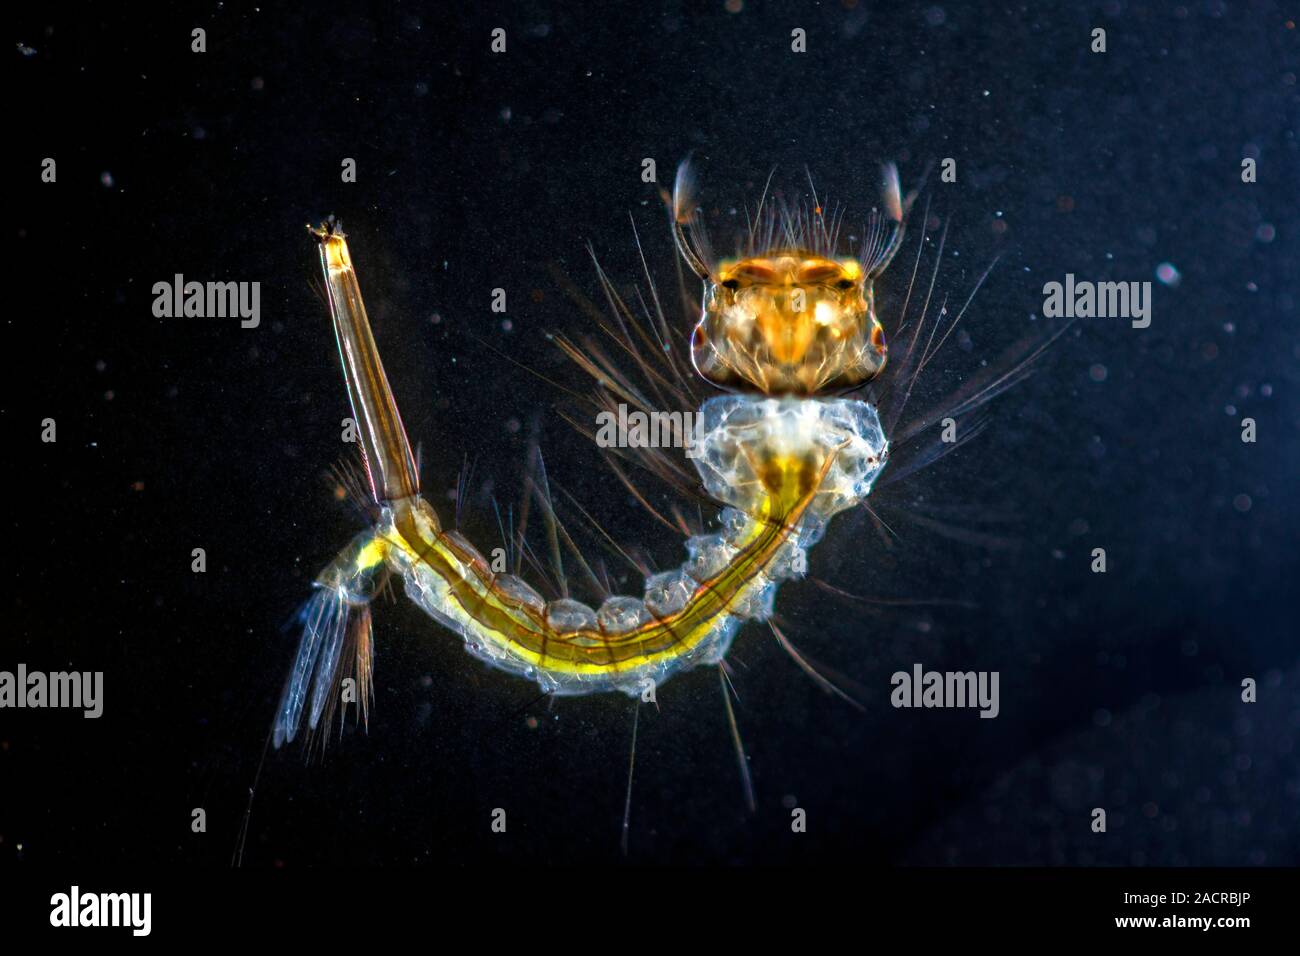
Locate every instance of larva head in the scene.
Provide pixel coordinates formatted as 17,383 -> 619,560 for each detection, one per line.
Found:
690,253 -> 886,395
672,160 -> 912,397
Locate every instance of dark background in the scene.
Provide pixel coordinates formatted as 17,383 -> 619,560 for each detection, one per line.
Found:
6,1 -> 1297,867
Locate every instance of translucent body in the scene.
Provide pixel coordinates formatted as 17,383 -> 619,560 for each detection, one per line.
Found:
274,224 -> 897,746
380,395 -> 888,698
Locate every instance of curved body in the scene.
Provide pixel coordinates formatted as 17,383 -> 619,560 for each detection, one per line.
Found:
276,162 -> 910,746
373,395 -> 885,700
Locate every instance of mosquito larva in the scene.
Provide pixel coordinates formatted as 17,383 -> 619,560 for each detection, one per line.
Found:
274,161 -> 915,748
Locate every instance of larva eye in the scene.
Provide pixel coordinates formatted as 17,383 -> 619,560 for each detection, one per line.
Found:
835,278 -> 856,291
721,278 -> 741,291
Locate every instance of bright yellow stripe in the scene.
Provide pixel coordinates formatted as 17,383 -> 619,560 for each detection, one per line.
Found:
382,491 -> 799,680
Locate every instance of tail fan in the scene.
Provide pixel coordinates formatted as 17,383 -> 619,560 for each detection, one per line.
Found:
273,587 -> 375,749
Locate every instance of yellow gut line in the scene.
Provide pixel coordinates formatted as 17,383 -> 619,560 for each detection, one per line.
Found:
358,486 -> 815,680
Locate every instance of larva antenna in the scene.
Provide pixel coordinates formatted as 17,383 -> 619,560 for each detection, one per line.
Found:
863,162 -> 922,279
669,157 -> 712,280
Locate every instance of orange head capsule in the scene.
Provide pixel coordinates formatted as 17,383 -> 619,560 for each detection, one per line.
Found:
690,253 -> 887,395
671,159 -> 913,398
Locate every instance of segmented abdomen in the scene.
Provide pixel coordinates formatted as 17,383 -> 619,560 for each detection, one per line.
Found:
380,396 -> 888,697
